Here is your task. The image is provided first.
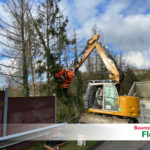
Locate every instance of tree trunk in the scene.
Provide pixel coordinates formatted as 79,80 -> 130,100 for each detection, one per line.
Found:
21,0 -> 29,96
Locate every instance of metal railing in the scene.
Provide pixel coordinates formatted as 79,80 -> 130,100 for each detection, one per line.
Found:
0,123 -> 67,149
0,115 -> 79,149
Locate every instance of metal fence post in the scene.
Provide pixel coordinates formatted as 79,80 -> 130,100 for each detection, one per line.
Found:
3,88 -> 8,150
3,88 -> 8,137
54,93 -> 56,123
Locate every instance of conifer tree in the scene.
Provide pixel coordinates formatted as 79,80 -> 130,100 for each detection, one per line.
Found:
120,66 -> 139,94
31,0 -> 69,95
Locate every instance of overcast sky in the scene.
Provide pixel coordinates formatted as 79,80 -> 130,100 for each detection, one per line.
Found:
0,0 -> 150,86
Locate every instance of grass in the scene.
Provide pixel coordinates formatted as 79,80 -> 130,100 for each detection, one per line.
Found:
21,141 -> 97,150
21,141 -> 46,150
60,141 -> 97,150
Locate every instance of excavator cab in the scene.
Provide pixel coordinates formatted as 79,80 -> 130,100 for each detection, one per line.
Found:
85,80 -> 119,112
84,80 -> 140,121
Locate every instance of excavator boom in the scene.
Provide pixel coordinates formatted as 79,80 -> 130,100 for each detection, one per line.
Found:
55,34 -> 123,88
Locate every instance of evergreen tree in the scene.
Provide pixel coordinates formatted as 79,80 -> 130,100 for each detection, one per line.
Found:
71,31 -> 84,105
31,0 -> 69,95
120,66 -> 139,95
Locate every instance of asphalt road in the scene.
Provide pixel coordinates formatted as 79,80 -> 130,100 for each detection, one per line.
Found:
93,141 -> 149,150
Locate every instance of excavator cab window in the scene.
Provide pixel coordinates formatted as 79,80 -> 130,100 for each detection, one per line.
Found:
103,84 -> 119,111
94,87 -> 104,109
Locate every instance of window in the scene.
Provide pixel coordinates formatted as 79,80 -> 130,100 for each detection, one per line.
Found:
104,84 -> 119,111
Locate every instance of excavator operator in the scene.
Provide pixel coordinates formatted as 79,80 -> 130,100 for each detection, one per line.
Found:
95,88 -> 103,109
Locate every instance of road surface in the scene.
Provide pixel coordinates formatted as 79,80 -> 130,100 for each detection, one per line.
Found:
93,141 -> 150,150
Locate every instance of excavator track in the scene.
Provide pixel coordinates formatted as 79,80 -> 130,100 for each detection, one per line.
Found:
79,113 -> 138,124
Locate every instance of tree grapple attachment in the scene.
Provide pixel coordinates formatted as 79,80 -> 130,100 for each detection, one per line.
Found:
55,68 -> 74,88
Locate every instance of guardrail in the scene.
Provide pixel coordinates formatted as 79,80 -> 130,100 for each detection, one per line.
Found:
0,90 -> 57,150
0,123 -> 67,149
0,115 -> 79,149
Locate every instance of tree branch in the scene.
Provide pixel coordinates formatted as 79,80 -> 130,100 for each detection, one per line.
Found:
0,18 -> 20,30
0,33 -> 22,42
0,63 -> 20,69
0,40 -> 22,51
0,52 -> 22,59
0,72 -> 22,78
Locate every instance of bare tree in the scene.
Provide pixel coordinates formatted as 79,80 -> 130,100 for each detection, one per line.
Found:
0,0 -> 37,96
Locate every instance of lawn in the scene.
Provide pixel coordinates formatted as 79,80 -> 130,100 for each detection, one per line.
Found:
21,141 -> 97,150
60,141 -> 97,150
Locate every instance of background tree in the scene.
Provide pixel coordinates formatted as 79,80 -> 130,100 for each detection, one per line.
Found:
85,25 -> 109,80
0,0 -> 35,96
119,66 -> 139,95
31,0 -> 69,95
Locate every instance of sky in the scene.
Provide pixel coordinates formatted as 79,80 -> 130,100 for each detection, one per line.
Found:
59,0 -> 150,69
0,0 -> 150,86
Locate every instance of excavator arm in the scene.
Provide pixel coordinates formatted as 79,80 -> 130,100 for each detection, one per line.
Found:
55,34 -> 123,88
95,42 -> 120,83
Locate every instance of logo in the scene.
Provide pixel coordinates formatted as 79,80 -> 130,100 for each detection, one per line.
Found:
134,125 -> 150,138
142,131 -> 150,138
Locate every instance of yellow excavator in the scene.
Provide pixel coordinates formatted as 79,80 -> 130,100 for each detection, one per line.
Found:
55,34 -> 140,123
